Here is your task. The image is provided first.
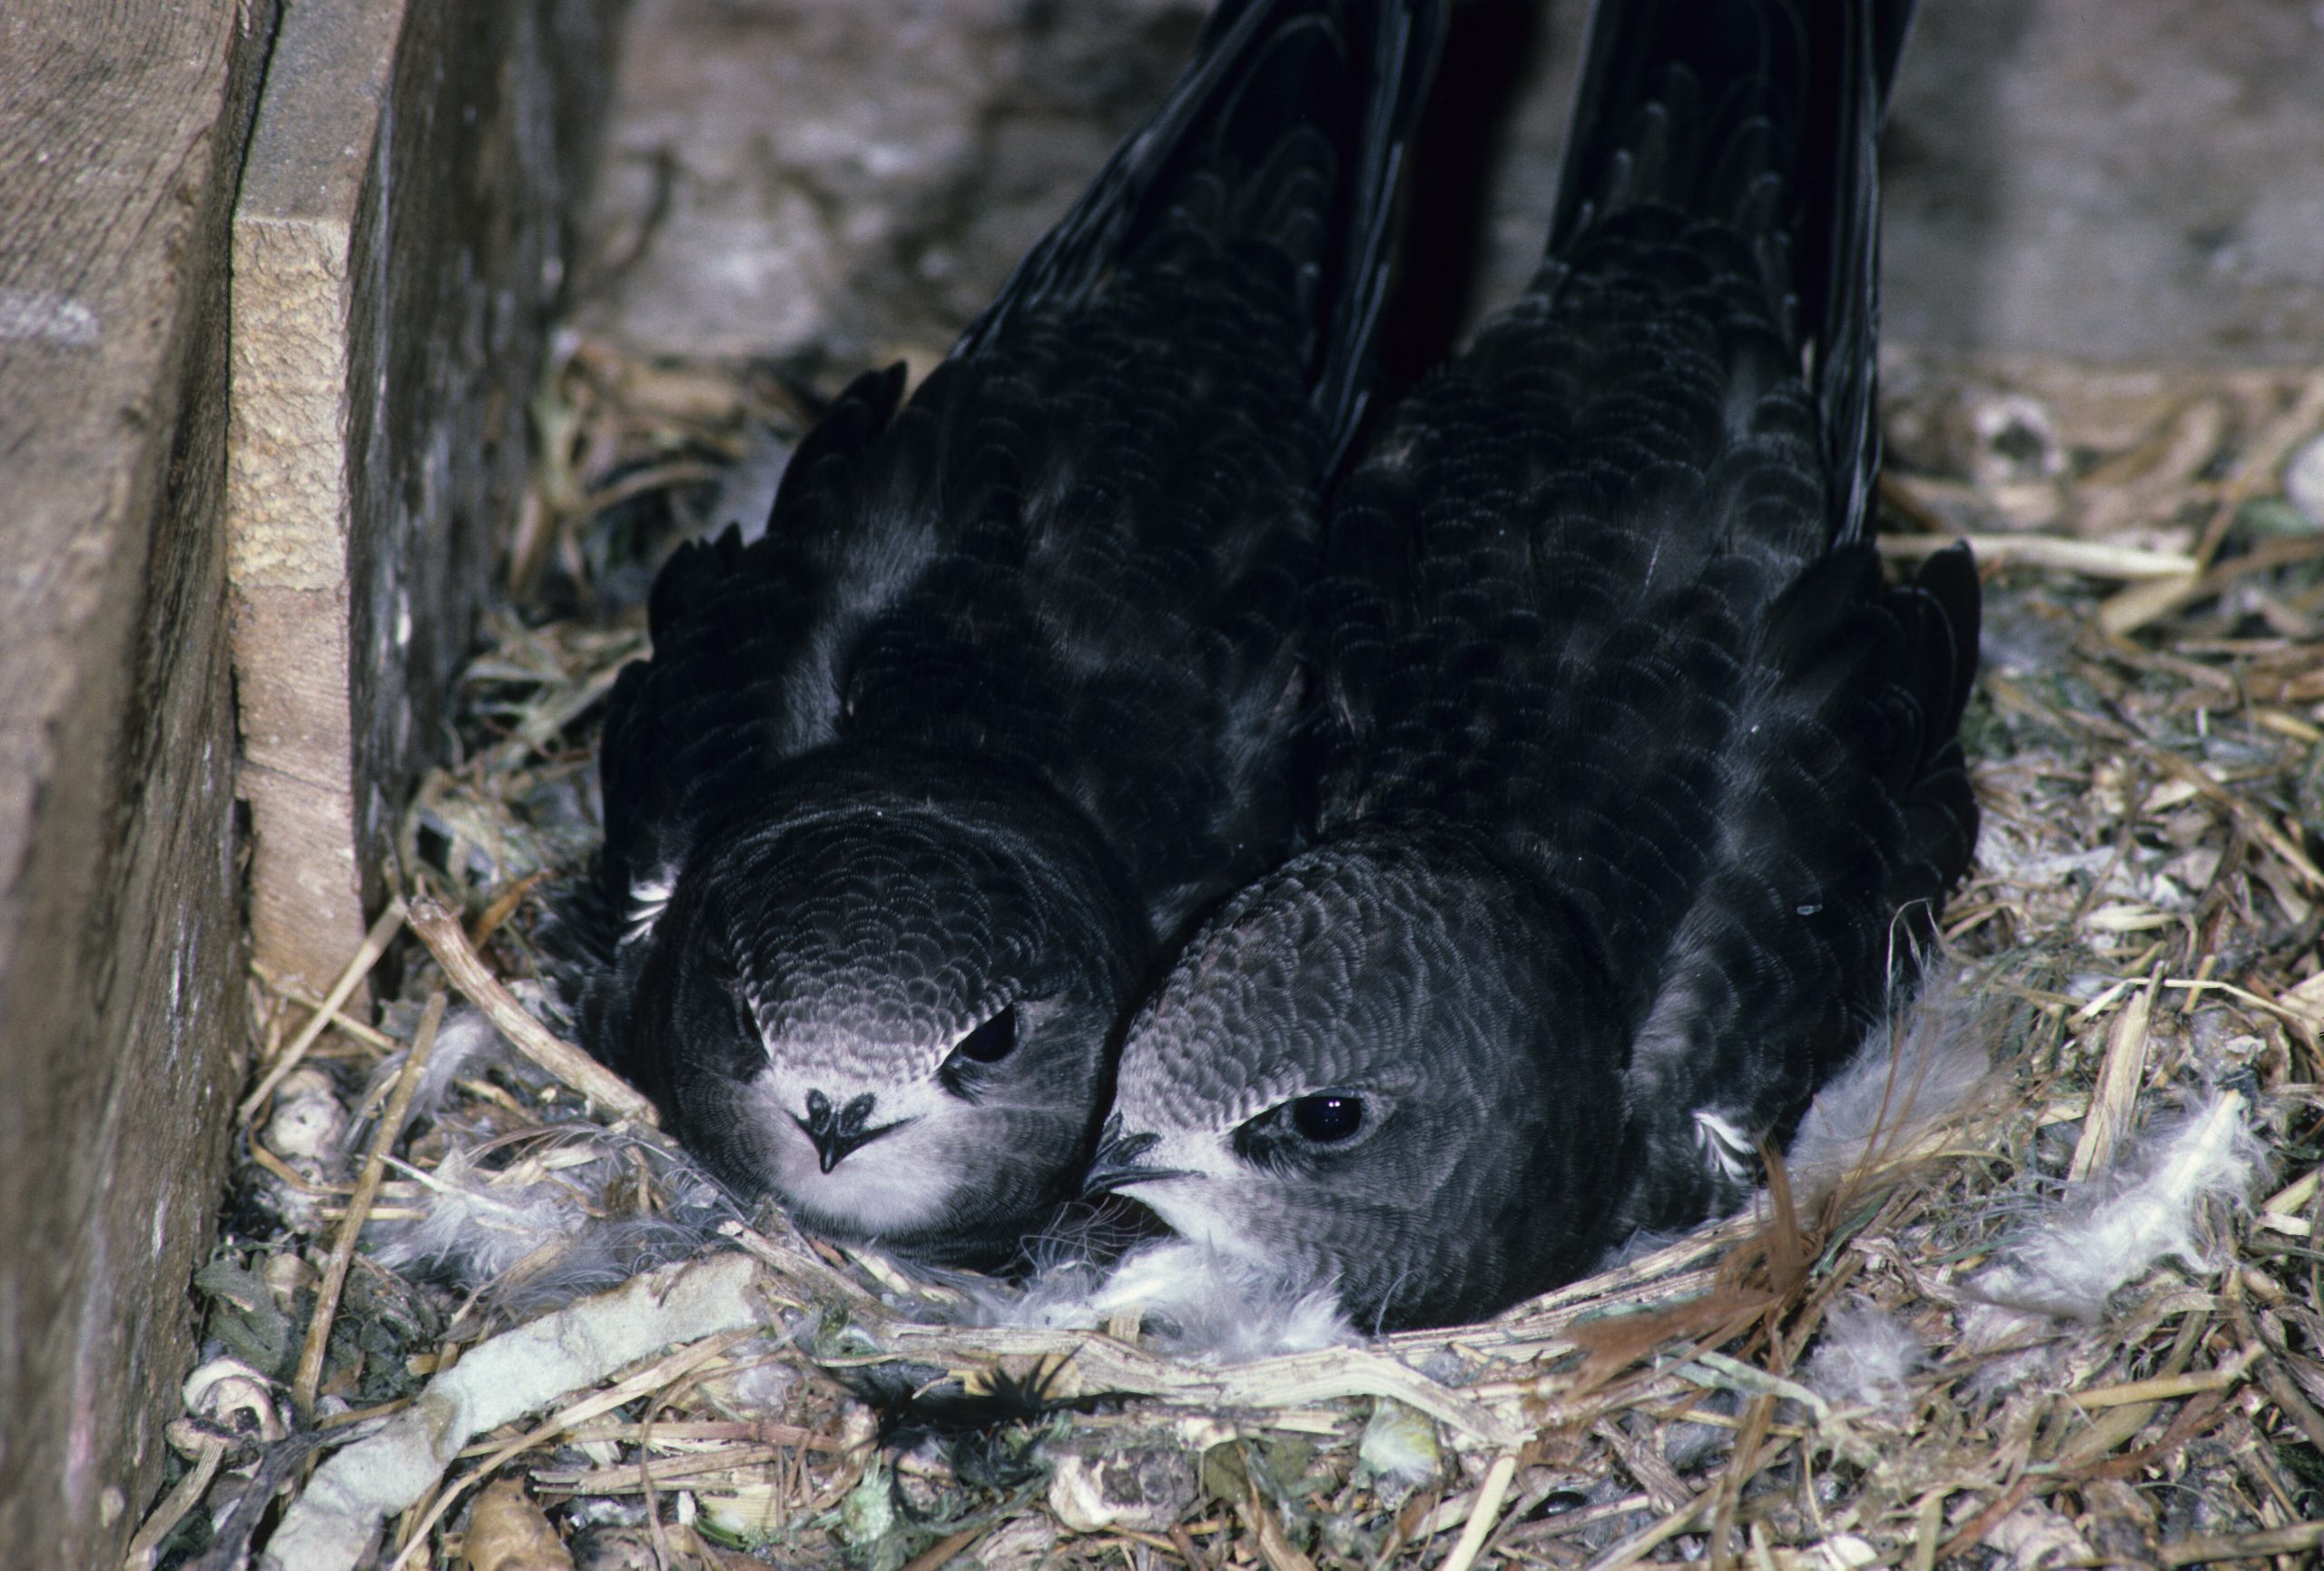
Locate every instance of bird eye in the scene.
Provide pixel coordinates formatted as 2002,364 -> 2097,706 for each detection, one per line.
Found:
954,1005 -> 1018,1064
1290,1093 -> 1364,1142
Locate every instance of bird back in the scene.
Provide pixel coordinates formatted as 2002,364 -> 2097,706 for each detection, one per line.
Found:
580,0 -> 1446,963
1088,0 -> 1974,1331
1315,0 -> 1966,1218
548,2 -> 1446,1265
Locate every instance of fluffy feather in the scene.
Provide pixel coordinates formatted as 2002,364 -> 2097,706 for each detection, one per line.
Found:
968,1239 -> 1355,1360
1972,1090 -> 2265,1322
1803,1300 -> 1924,1411
353,1007 -> 515,1140
833,1359 -> 1129,1494
1786,970 -> 2001,1197
1356,1399 -> 1443,1495
367,1134 -> 744,1317
372,1142 -> 581,1280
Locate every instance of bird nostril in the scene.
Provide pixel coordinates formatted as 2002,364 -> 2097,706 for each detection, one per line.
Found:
793,1090 -> 907,1175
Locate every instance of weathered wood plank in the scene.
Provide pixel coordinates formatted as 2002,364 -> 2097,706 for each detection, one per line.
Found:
0,3 -> 281,1566
230,0 -> 620,993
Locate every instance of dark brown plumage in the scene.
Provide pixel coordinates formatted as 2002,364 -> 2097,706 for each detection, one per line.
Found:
1095,0 -> 1974,1331
549,0 -> 1444,1268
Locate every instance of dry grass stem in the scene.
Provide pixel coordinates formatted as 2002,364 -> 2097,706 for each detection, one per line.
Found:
240,895 -> 408,1121
407,894 -> 658,1124
293,991 -> 446,1418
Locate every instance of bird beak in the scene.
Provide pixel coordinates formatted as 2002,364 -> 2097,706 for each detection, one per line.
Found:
806,1121 -> 906,1174
793,1089 -> 911,1174
1081,1114 -> 1187,1198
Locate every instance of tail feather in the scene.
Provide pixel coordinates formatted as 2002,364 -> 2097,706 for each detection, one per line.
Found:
955,0 -> 1444,468
1544,0 -> 1913,546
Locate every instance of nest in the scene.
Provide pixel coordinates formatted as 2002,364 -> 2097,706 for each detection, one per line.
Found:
136,340 -> 2324,1571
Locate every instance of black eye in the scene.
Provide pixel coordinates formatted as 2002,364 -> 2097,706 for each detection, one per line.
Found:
1290,1093 -> 1363,1142
954,1006 -> 1017,1064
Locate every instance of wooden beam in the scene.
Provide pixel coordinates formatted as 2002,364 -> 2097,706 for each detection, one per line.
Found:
0,4 -> 281,1566
229,0 -> 620,994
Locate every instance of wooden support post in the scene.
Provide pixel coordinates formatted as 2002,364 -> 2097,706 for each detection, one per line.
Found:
229,0 -> 619,994
0,0 -> 615,1562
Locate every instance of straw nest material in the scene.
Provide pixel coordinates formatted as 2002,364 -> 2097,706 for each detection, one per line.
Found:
138,340 -> 2324,1571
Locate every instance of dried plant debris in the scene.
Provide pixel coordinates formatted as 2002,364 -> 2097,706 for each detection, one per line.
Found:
145,348 -> 2324,1569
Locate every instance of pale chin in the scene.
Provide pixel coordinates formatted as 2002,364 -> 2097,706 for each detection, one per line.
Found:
736,1072 -> 970,1238
1130,1171 -> 1277,1274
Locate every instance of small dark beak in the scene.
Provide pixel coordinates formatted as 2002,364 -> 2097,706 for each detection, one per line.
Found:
1080,1114 -> 1187,1198
794,1089 -> 910,1174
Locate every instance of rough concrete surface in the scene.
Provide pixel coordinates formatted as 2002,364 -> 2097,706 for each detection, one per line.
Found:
1882,0 -> 2324,362
576,0 -> 2324,372
574,0 -> 1204,369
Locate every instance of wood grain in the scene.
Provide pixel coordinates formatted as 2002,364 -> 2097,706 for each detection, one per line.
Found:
0,4 -> 281,1567
0,0 -> 615,1562
229,0 -> 619,994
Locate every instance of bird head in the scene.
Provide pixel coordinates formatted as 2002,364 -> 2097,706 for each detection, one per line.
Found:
621,766 -> 1150,1268
1094,818 -> 1630,1329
